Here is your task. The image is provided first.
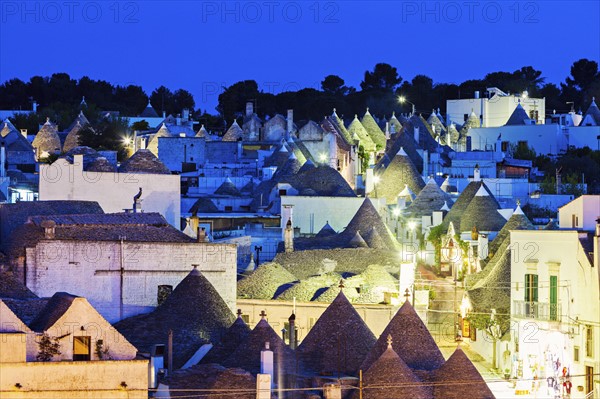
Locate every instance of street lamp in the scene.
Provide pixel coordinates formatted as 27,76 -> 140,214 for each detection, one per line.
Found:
398,96 -> 416,116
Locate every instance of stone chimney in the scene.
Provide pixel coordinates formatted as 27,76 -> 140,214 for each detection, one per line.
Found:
474,164 -> 481,182
477,233 -> 488,259
256,374 -> 272,398
288,313 -> 296,349
32,100 -> 38,113
286,109 -> 294,137
176,114 -> 181,126
41,220 -> 56,239
260,342 -> 274,383
182,108 -> 190,122
284,219 -> 294,253
246,102 -> 254,117
197,227 -> 207,243
132,187 -> 143,213
323,383 -> 342,399
328,132 -> 337,169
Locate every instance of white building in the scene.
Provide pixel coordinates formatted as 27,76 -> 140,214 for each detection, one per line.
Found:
0,292 -> 147,398
9,213 -> 237,322
510,205 -> 599,397
558,195 -> 600,230
446,87 -> 546,127
39,152 -> 180,227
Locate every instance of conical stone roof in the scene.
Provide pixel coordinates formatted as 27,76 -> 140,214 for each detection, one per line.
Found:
442,181 -> 485,231
119,149 -> 171,174
376,147 -> 425,204
330,109 -> 354,144
214,178 -> 242,197
222,316 -> 296,374
275,153 -> 302,178
348,115 -> 376,152
287,165 -> 356,197
427,110 -> 446,137
315,221 -> 336,238
62,120 -> 84,153
505,102 -> 532,125
298,290 -> 376,376
353,335 -> 431,399
364,227 -> 386,249
147,123 -> 172,155
388,112 -> 403,135
460,186 -> 506,232
339,198 -> 397,250
361,109 -> 387,150
201,313 -> 251,364
115,267 -> 235,369
431,348 -> 495,399
583,97 -> 600,125
487,204 -> 533,257
32,118 -> 61,155
347,231 -> 369,248
1,121 -> 16,137
222,120 -> 243,141
406,178 -> 452,218
139,101 -> 159,118
196,124 -> 209,138
360,301 -> 445,372
87,157 -> 117,172
297,158 -> 316,174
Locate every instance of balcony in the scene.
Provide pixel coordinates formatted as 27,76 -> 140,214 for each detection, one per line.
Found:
513,300 -> 561,322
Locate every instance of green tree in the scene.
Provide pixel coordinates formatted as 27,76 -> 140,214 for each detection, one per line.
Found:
79,116 -> 130,160
130,120 -> 150,131
150,86 -> 174,116
321,75 -> 350,95
36,333 -> 61,361
360,63 -> 402,91
216,80 -> 260,122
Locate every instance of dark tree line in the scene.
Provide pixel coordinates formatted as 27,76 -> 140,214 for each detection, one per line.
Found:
1,59 -> 598,133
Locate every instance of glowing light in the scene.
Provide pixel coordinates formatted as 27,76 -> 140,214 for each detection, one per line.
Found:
522,91 -> 528,98
398,96 -> 406,103
392,208 -> 400,217
123,137 -> 132,146
318,153 -> 328,162
408,221 -> 416,230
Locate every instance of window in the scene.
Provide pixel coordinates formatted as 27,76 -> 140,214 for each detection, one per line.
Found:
157,285 -> 173,306
574,346 -> 580,362
524,274 -> 538,318
73,336 -> 91,361
224,206 -> 233,212
241,314 -> 250,324
549,276 -> 558,321
585,325 -> 594,357
463,114 -> 469,122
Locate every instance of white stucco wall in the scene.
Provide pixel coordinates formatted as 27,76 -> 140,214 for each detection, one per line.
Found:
38,157 -> 180,227
0,359 -> 148,398
25,240 -> 237,322
281,196 -> 378,235
510,230 -> 600,396
559,195 -> 600,231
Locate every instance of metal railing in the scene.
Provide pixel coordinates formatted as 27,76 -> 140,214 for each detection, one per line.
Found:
513,300 -> 562,322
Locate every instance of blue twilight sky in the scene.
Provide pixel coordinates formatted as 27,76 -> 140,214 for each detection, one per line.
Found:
1,0 -> 599,112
